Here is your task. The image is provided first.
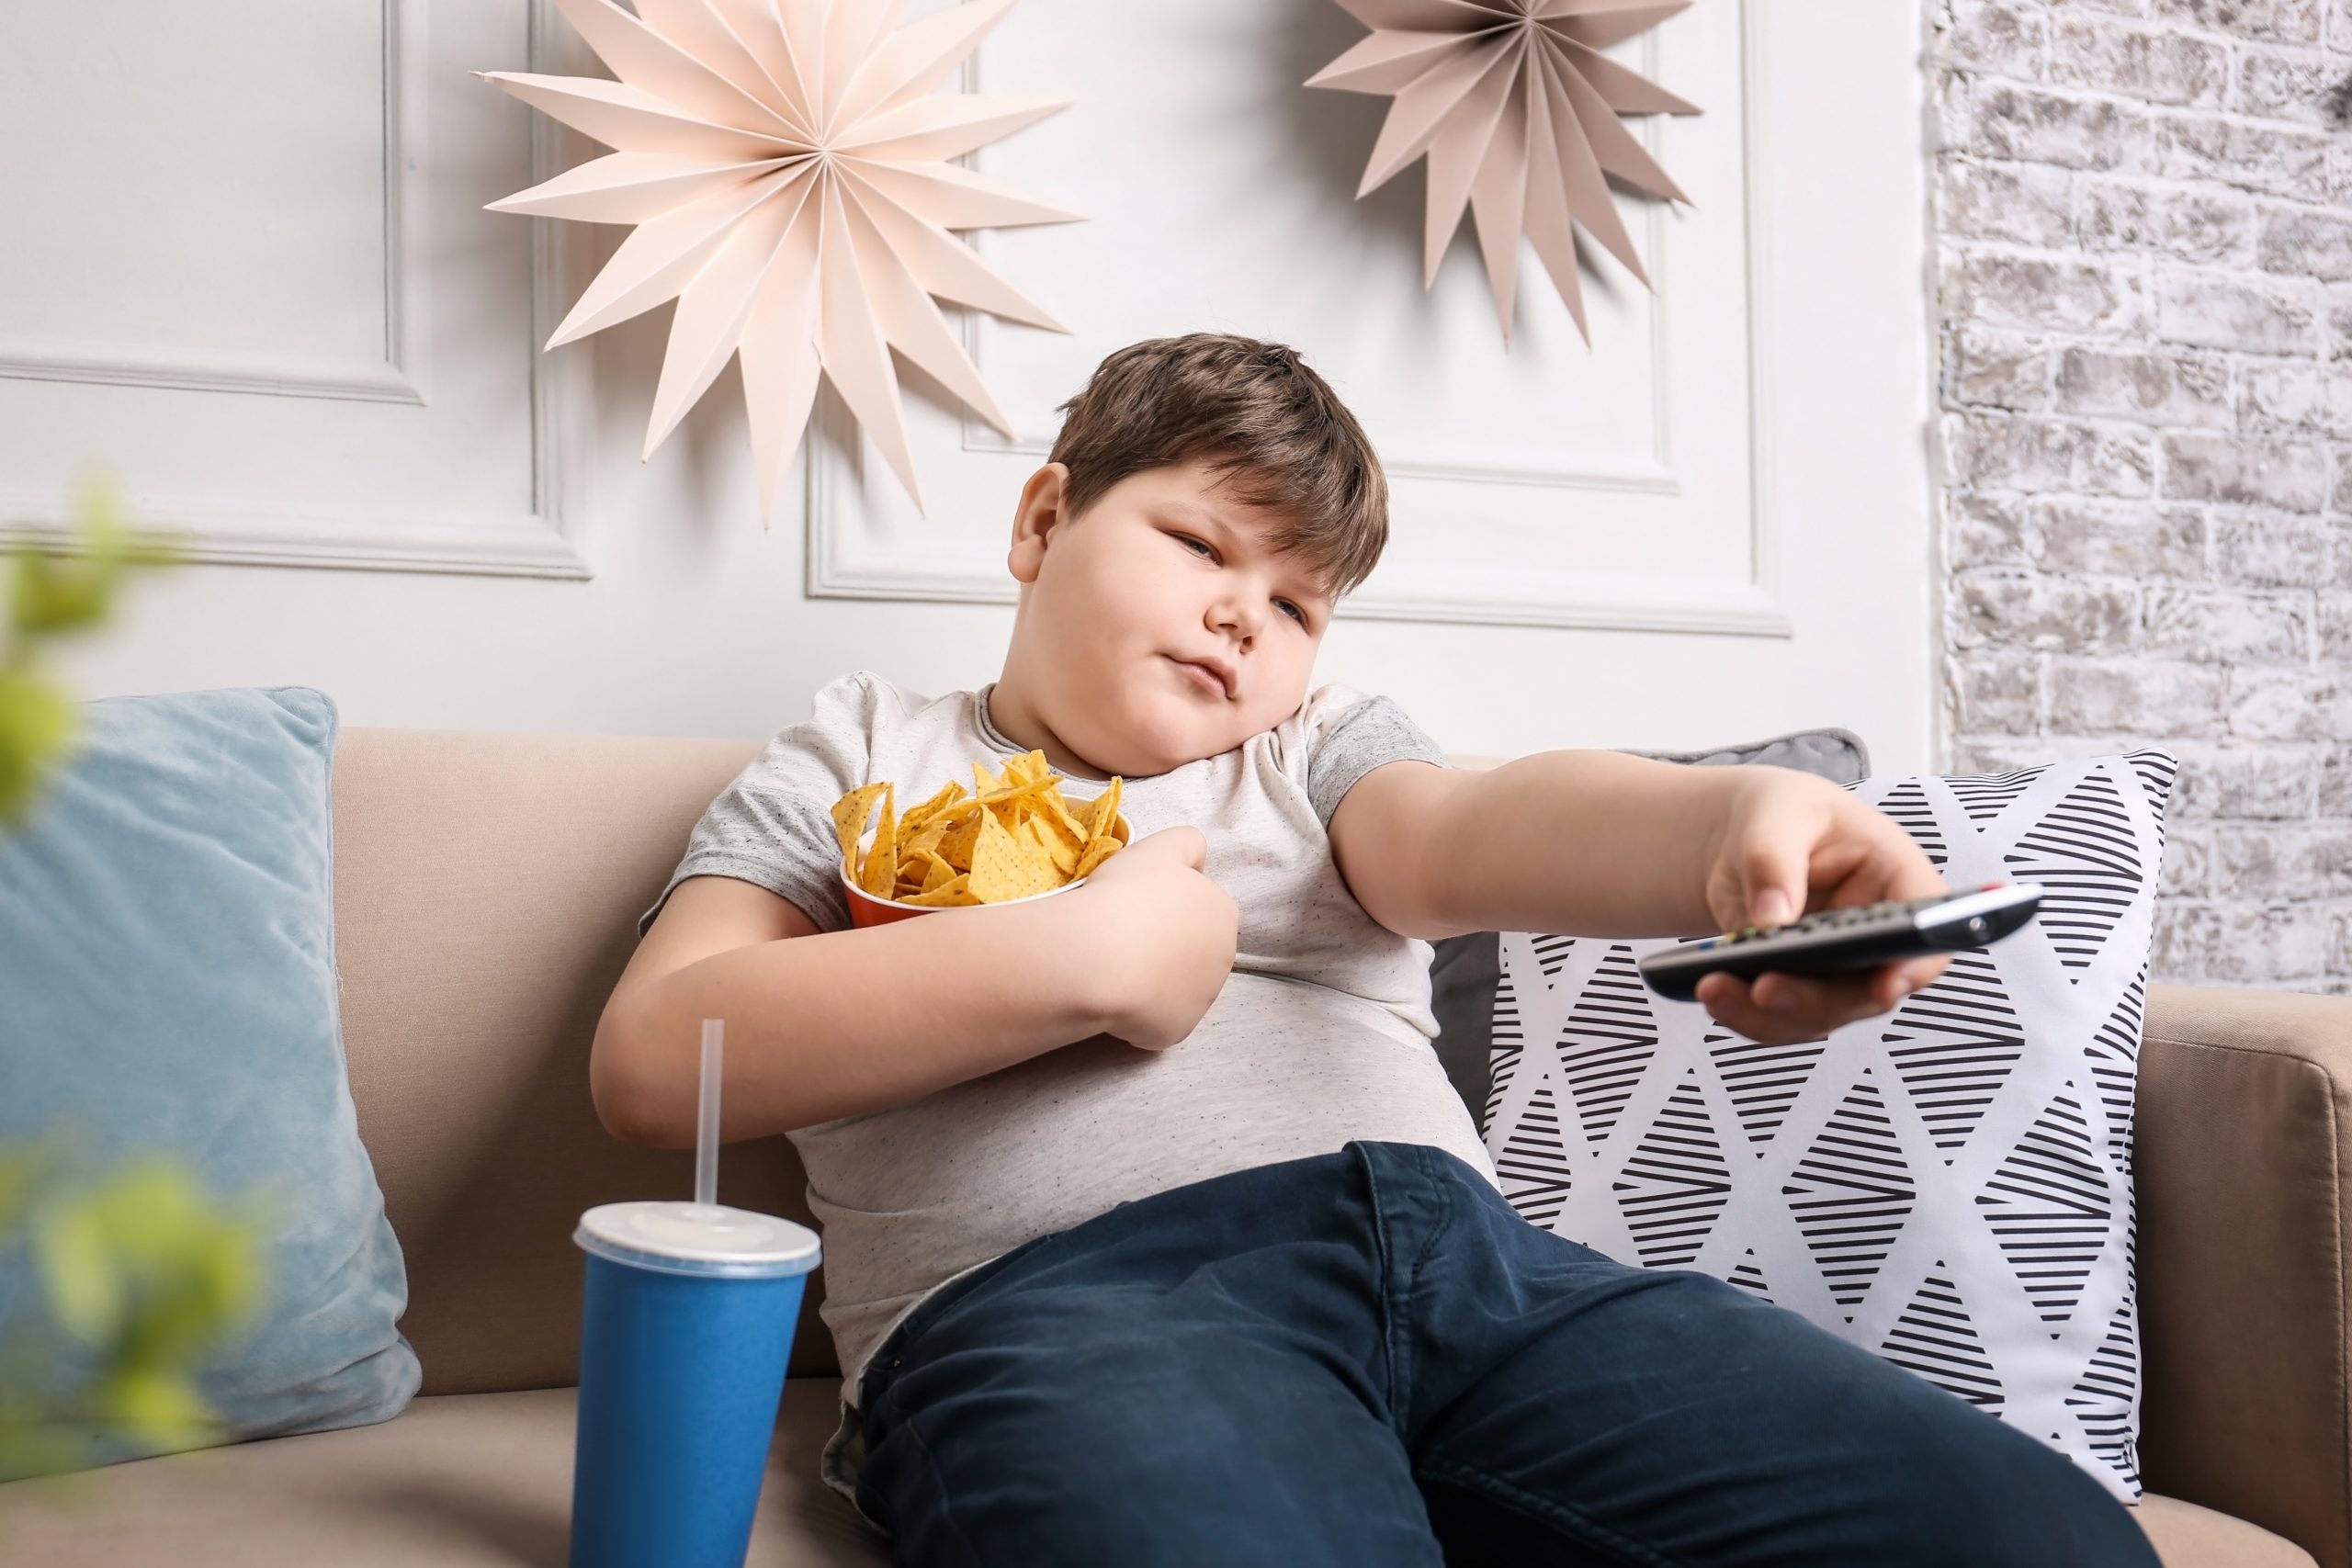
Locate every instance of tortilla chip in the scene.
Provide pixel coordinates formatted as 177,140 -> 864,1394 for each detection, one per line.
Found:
934,800 -> 987,867
1014,814 -> 1079,876
1073,837 -> 1122,880
899,781 -> 967,836
1068,780 -> 1126,881
899,813 -> 950,864
968,807 -> 1060,901
831,784 -> 889,875
1026,789 -> 1086,850
913,847 -> 960,893
975,777 -> 1057,814
903,874 -> 979,908
857,784 -> 899,897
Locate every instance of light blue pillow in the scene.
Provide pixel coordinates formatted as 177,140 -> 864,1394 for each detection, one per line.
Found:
0,686 -> 418,1475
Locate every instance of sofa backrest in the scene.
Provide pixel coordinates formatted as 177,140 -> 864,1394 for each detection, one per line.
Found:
332,727 -> 1512,1397
331,727 -> 842,1396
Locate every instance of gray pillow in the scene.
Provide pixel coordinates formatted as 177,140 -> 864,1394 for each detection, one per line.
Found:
1427,728 -> 1871,1125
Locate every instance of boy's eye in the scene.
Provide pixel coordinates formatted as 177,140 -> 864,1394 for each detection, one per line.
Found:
1175,534 -> 1216,560
1275,600 -> 1306,625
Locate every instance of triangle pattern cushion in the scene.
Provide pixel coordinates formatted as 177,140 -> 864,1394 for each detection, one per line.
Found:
1484,750 -> 2176,1506
0,686 -> 419,1477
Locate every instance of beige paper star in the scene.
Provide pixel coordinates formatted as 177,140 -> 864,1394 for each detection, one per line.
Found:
481,0 -> 1081,521
1306,0 -> 1702,344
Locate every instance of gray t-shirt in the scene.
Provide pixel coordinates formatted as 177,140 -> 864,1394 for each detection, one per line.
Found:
643,673 -> 1498,1494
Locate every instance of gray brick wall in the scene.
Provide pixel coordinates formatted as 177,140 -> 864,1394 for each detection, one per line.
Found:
1930,0 -> 2351,994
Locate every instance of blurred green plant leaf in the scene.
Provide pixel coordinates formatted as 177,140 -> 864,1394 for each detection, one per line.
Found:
1,476 -> 178,830
35,1160 -> 264,1355
32,1189 -> 127,1346
0,481 -> 241,1495
90,1363 -> 216,1452
0,667 -> 74,828
12,550 -> 119,638
6,479 -> 180,644
0,1142 -> 49,1236
4,1155 -> 268,1481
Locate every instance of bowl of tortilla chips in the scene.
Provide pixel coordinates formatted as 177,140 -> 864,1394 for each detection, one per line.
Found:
833,750 -> 1131,929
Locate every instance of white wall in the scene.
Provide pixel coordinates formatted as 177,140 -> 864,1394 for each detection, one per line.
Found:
6,1 -> 1937,771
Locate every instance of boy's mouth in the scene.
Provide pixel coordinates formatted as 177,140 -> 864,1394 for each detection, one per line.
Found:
1166,654 -> 1236,700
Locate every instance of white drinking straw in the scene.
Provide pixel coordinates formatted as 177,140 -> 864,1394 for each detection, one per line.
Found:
695,1018 -> 724,1213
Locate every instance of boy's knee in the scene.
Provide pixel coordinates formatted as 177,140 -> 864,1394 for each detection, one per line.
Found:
1679,1295 -> 2155,1565
1847,1403 -> 2159,1568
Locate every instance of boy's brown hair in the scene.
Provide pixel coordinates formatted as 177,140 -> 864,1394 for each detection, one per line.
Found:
1048,333 -> 1389,599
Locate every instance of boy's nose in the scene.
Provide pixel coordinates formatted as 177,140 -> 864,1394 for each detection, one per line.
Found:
1207,599 -> 1257,648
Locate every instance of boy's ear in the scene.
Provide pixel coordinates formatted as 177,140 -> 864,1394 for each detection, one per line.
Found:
1007,462 -> 1071,586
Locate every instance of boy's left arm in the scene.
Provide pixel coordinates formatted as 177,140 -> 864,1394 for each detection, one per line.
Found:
1329,752 -> 1953,1046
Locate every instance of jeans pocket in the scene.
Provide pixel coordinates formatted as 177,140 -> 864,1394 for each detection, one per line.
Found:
862,1226 -> 1069,1413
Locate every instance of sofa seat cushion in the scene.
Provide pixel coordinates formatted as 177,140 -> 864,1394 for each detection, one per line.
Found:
0,1382 -> 887,1567
0,1382 -> 2308,1567
2136,1493 -> 2317,1567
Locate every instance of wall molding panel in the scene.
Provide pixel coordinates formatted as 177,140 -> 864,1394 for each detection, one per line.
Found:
0,0 -> 588,581
807,1 -> 1786,636
0,0 -> 422,408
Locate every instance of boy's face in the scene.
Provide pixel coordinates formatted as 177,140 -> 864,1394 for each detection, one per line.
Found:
995,458 -> 1335,778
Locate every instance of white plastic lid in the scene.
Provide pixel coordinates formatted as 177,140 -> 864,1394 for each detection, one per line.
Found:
575,1201 -> 820,1280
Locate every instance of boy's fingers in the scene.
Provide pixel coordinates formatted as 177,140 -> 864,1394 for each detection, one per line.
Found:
1898,953 -> 1952,989
1769,967 -> 1918,1019
1870,818 -> 1951,905
1698,965 -> 1937,1042
1129,825 -> 1207,870
1819,837 -> 1946,917
1695,974 -> 1826,1044
1737,840 -> 1806,928
1886,862 -> 1950,904
1750,971 -> 1838,1018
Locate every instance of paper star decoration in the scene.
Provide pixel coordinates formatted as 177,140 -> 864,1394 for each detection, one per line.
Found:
1306,0 -> 1702,345
481,0 -> 1081,521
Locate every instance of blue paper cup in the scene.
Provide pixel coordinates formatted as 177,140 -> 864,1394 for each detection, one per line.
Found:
570,1201 -> 821,1568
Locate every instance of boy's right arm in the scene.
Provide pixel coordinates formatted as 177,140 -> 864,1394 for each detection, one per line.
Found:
593,827 -> 1235,1146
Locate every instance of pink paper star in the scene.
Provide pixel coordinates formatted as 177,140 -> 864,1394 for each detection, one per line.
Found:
481,0 -> 1081,522
1307,0 -> 1702,344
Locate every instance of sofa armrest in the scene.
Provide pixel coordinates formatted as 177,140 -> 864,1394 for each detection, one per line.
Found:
2137,983 -> 2352,1568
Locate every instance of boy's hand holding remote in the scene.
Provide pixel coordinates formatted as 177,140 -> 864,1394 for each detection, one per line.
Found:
1689,764 -> 1955,1036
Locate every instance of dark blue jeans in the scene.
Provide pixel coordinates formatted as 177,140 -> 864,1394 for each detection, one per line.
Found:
854,1141 -> 2157,1567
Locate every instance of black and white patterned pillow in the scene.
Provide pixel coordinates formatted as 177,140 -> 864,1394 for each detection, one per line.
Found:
1484,750 -> 2176,1506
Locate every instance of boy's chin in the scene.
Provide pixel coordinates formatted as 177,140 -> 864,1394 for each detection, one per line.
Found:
1078,708 -> 1238,778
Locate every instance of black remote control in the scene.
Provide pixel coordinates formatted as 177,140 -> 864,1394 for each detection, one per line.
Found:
1634,882 -> 2044,1002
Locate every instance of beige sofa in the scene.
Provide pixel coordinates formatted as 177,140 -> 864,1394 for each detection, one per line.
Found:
3,726 -> 2347,1566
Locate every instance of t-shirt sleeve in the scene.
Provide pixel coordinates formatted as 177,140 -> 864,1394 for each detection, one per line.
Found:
637,673 -> 884,937
1298,688 -> 1449,829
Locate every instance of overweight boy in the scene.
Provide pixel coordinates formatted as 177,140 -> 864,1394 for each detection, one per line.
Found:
596,333 -> 2156,1565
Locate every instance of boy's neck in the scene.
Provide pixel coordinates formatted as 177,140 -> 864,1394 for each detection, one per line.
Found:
982,678 -> 1112,783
